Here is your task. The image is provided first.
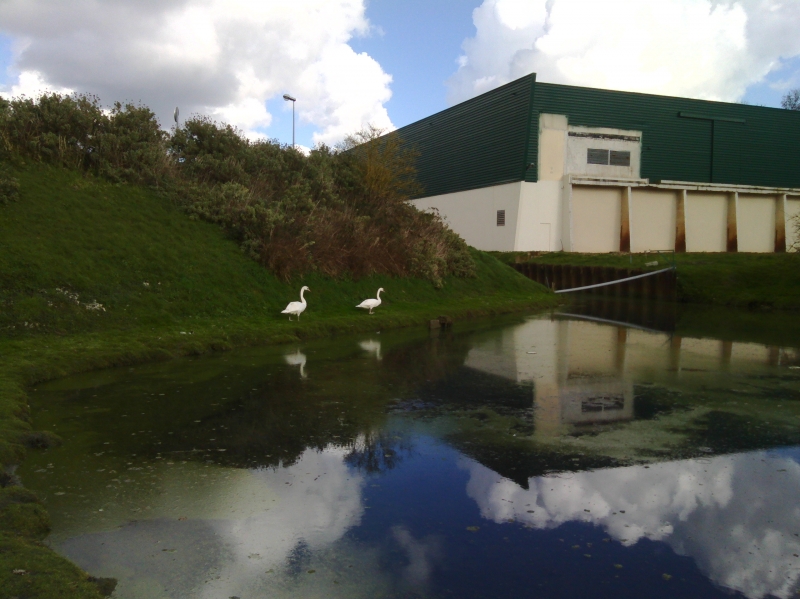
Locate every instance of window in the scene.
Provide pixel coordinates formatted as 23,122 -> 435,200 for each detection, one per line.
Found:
587,148 -> 631,167
496,209 -> 505,226
610,150 -> 631,166
587,149 -> 609,165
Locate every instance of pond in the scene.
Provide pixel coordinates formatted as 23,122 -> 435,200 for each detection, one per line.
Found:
19,303 -> 800,599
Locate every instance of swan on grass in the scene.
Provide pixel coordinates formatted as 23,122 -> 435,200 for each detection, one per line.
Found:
356,288 -> 384,314
281,286 -> 310,320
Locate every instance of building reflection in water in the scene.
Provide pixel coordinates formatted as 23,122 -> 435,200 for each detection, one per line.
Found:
464,313 -> 795,438
457,310 -> 800,599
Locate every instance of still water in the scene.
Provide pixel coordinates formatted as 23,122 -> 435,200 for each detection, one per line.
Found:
20,304 -> 800,599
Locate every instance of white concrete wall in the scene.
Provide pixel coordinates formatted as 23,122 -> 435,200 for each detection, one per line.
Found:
571,185 -> 621,252
738,195 -> 775,253
685,192 -> 728,252
409,113 -> 798,254
516,181 -> 563,251
410,182 -> 522,252
788,198 -> 800,251
538,114 -> 568,181
630,189 -> 676,252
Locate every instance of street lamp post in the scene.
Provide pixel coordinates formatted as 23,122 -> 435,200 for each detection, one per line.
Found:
283,94 -> 296,148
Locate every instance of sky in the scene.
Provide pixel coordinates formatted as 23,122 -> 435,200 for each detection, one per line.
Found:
1,0 -> 800,150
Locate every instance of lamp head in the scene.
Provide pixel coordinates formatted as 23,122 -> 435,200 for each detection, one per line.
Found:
283,94 -> 296,102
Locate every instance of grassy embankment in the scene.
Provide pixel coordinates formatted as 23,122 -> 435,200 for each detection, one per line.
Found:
492,250 -> 800,311
0,163 -> 556,597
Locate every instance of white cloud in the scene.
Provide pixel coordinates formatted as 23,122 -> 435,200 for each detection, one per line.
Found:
0,70 -> 73,99
463,450 -> 800,599
448,0 -> 800,104
0,0 -> 393,143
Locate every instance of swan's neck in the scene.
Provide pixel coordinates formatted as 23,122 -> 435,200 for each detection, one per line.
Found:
299,288 -> 307,303
376,289 -> 383,300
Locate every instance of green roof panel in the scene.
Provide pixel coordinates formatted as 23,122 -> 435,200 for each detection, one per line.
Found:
394,75 -> 535,197
397,75 -> 800,197
531,82 -> 800,188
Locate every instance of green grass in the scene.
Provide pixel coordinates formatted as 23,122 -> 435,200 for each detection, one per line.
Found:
0,163 -> 557,596
493,251 -> 800,311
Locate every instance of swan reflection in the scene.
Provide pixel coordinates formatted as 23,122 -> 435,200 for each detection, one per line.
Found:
358,340 -> 382,361
463,450 -> 800,599
284,350 -> 307,378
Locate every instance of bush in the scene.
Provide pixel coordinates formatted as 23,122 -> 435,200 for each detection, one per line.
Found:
0,94 -> 475,284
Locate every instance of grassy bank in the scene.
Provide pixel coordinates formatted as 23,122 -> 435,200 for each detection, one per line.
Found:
0,164 -> 556,597
493,251 -> 800,311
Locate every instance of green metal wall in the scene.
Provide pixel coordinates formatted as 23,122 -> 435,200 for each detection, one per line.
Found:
399,75 -> 800,197
393,75 -> 535,197
530,82 -> 800,188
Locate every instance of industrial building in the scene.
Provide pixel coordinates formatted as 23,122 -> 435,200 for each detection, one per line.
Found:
399,74 -> 800,253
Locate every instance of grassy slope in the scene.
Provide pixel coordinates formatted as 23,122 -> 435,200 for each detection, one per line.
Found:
0,164 -> 556,597
492,251 -> 800,311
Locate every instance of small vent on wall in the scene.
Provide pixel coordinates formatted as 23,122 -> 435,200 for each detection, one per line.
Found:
610,150 -> 631,166
496,209 -> 505,226
587,149 -> 609,165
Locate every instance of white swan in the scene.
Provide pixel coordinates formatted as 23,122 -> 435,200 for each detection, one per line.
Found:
281,286 -> 310,320
356,288 -> 384,314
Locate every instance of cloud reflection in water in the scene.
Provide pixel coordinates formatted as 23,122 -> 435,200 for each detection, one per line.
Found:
60,446 -> 373,598
462,450 -> 800,599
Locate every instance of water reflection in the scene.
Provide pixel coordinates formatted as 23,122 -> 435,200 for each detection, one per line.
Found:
56,446 -> 369,597
284,350 -> 307,378
359,340 -> 382,361
463,449 -> 800,599
344,433 -> 411,474
20,305 -> 800,598
460,315 -> 800,461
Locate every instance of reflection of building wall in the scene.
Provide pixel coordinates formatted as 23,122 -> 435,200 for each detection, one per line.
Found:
560,382 -> 634,425
464,316 -> 793,437
465,319 -> 635,436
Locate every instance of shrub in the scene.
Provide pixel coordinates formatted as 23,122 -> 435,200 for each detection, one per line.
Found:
0,94 -> 475,284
